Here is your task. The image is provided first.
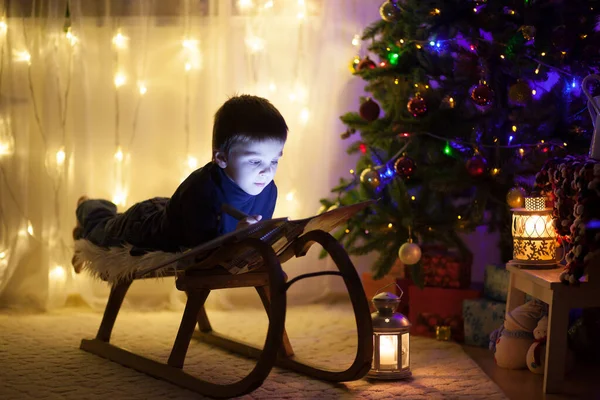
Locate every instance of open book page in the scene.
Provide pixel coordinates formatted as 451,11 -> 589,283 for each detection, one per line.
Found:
136,200 -> 373,277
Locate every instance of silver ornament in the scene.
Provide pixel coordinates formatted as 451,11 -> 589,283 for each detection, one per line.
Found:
398,240 -> 422,265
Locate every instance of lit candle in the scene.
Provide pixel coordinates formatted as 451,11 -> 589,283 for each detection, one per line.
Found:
379,335 -> 398,366
524,215 -> 551,237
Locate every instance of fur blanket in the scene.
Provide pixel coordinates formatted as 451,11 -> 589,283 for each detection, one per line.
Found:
74,239 -> 178,284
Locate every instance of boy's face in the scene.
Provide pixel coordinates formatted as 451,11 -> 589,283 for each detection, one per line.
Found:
215,139 -> 285,196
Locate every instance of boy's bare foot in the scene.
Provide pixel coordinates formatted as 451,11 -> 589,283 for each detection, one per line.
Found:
71,253 -> 84,274
72,195 -> 89,240
72,195 -> 89,273
77,195 -> 89,207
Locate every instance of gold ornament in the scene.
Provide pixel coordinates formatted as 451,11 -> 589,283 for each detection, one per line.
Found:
327,203 -> 339,212
506,186 -> 527,208
441,95 -> 456,109
349,55 -> 361,73
360,168 -> 381,189
521,25 -> 536,41
398,239 -> 422,265
509,81 -> 532,106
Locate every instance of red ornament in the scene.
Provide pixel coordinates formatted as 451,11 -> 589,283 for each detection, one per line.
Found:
466,154 -> 487,177
394,156 -> 416,177
359,98 -> 380,122
470,82 -> 494,106
407,94 -> 427,117
356,56 -> 377,72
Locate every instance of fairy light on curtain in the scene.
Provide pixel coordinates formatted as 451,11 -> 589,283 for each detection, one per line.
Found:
111,11 -> 129,208
44,7 -> 79,290
180,0 -> 202,182
129,2 -> 150,164
0,9 -> 20,282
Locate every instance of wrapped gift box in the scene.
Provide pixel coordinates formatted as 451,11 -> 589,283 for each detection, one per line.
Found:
483,264 -> 509,302
361,272 -> 412,315
409,285 -> 481,342
463,298 -> 506,347
421,245 -> 472,289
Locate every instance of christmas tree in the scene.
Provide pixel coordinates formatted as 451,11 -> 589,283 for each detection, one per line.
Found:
321,0 -> 599,285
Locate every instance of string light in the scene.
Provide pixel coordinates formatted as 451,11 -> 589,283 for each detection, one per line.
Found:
114,72 -> 126,88
0,20 -> 6,34
245,36 -> 265,53
286,191 -> 295,201
65,27 -> 78,46
112,31 -> 128,49
114,146 -> 124,162
0,251 -> 6,259
112,188 -> 128,207
352,34 -> 361,47
187,155 -> 198,170
0,141 -> 11,156
238,0 -> 254,10
182,38 -> 199,51
49,265 -> 66,282
13,50 -> 31,64
138,82 -> 147,95
55,147 -> 66,166
411,196 -> 416,201
299,107 -> 310,124
27,221 -> 34,236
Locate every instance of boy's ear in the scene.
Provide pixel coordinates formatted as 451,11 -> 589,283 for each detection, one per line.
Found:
213,151 -> 228,168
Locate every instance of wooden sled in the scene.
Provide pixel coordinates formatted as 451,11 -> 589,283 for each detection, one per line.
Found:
80,230 -> 374,399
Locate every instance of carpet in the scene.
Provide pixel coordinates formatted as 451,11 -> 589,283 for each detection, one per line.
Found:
0,302 -> 507,399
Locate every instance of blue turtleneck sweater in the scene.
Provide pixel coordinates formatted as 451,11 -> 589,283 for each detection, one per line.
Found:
156,161 -> 277,251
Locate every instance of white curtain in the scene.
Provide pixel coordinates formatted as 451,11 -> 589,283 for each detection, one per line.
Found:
0,0 -> 386,311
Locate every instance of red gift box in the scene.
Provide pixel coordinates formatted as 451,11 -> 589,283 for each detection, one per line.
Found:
408,285 -> 481,342
420,245 -> 472,289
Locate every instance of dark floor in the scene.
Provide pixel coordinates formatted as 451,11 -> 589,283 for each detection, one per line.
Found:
463,345 -> 600,400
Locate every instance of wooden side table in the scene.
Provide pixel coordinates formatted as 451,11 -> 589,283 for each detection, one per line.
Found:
505,263 -> 600,394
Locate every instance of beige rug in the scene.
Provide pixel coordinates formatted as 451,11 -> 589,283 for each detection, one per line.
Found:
0,303 -> 506,399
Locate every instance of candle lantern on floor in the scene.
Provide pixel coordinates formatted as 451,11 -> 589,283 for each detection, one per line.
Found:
368,284 -> 411,379
510,196 -> 557,268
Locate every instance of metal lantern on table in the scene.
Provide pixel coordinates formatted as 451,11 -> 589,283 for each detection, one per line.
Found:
510,196 -> 557,268
368,285 -> 411,379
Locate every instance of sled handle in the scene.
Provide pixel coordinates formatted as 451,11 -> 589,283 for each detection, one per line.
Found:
582,74 -> 600,115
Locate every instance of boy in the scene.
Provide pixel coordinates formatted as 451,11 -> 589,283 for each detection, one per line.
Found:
72,94 -> 288,272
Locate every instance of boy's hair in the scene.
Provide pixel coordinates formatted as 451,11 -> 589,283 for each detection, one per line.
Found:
212,94 -> 288,154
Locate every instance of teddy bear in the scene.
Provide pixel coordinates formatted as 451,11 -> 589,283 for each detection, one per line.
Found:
526,316 -> 548,374
526,315 -> 576,374
489,299 -> 546,369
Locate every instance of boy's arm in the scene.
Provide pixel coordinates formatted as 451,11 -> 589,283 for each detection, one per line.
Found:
166,181 -> 221,250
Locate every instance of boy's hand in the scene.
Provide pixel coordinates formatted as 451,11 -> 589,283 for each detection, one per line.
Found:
236,215 -> 262,230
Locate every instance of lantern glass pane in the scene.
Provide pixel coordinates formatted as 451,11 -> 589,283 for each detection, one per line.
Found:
379,334 -> 398,368
402,333 -> 409,369
512,211 -> 556,262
